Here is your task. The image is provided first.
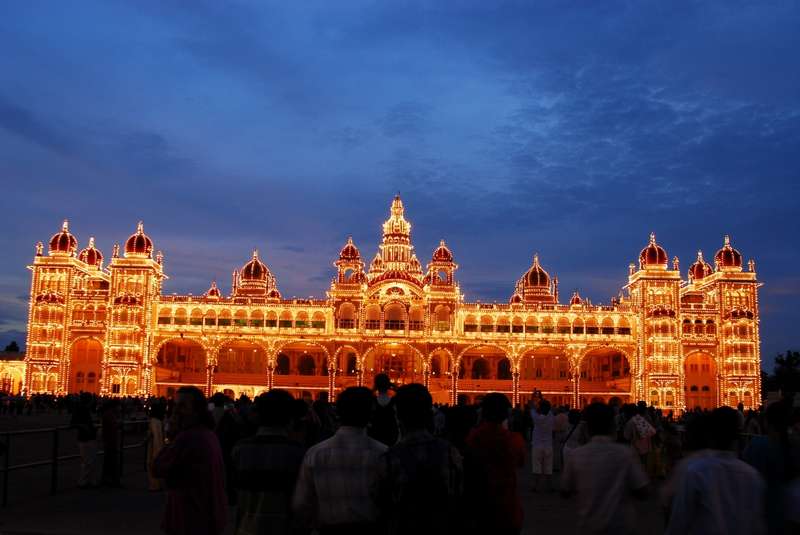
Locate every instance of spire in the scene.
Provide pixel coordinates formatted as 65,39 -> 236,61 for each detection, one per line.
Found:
88,237 -> 95,249
136,221 -> 144,234
697,250 -> 704,262
724,234 -> 731,246
649,232 -> 656,245
62,219 -> 70,232
391,194 -> 404,216
252,248 -> 259,260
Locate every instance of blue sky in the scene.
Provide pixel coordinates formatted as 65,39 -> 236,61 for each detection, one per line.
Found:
0,1 -> 798,365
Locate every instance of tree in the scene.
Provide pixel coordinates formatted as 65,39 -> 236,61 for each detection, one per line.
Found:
766,350 -> 800,397
3,341 -> 19,353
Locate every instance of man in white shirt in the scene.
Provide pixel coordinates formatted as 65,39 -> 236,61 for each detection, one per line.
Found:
530,399 -> 555,491
665,406 -> 765,535
561,402 -> 648,535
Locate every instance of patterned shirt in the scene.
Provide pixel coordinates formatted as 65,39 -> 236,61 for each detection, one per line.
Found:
292,426 -> 388,528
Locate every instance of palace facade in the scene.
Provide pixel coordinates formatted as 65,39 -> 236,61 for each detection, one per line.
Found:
24,196 -> 762,410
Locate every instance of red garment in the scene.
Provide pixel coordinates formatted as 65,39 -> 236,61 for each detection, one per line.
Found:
465,422 -> 526,531
152,426 -> 227,535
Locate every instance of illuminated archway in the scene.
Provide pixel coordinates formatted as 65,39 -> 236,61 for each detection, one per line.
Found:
579,347 -> 632,406
519,347 -> 572,407
69,338 -> 103,394
363,343 -> 425,388
684,352 -> 717,410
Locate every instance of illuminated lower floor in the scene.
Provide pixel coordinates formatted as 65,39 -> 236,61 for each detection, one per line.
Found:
23,336 -> 761,410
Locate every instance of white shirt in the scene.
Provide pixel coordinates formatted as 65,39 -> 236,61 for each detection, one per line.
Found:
530,408 -> 554,448
665,451 -> 765,535
561,436 -> 648,535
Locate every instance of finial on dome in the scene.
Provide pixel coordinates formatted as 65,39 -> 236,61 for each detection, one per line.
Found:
156,250 -> 163,265
724,234 -> 731,246
88,237 -> 95,248
112,243 -> 120,258
252,248 -> 259,259
672,256 -> 679,270
440,239 -> 446,247
748,259 -> 755,272
136,221 -> 144,234
533,253 -> 540,264
629,262 -> 635,275
35,241 -> 43,256
697,250 -> 703,261
62,220 -> 70,232
347,236 -> 353,244
649,232 -> 656,245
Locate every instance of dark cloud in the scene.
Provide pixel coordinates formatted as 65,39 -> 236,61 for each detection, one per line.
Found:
0,1 -> 798,363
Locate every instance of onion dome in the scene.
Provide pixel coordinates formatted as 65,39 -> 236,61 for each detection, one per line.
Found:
688,251 -> 713,281
124,221 -> 153,258
78,237 -> 104,268
569,291 -> 583,306
35,291 -> 64,304
241,249 -> 269,281
525,254 -> 550,287
639,232 -> 668,268
509,293 -> 523,304
339,237 -> 361,261
432,239 -> 453,262
715,235 -> 742,270
205,281 -> 221,299
49,220 -> 77,256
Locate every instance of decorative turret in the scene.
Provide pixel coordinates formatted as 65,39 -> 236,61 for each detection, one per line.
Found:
234,249 -> 280,297
334,237 -> 366,284
49,220 -> 77,256
688,251 -> 713,282
367,195 -> 424,286
639,232 -> 668,269
425,239 -> 458,287
206,280 -> 221,300
715,235 -> 743,271
513,253 -> 557,304
78,237 -> 104,269
124,221 -> 153,258
570,290 -> 583,306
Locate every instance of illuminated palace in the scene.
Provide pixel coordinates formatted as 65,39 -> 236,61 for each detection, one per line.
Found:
23,196 -> 762,410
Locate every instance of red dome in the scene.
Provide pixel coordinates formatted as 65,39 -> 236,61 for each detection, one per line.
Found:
78,237 -> 103,268
688,250 -> 713,281
639,232 -> 668,268
432,239 -> 453,262
339,237 -> 361,261
715,235 -> 742,269
569,291 -> 583,306
206,281 -> 221,299
525,254 -> 550,287
509,293 -> 523,304
49,220 -> 77,256
267,288 -> 281,299
241,250 -> 270,280
125,222 -> 153,258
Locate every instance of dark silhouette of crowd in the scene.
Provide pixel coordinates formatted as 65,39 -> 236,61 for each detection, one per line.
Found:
7,382 -> 800,534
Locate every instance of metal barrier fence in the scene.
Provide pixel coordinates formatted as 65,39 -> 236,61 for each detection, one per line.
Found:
0,418 -> 149,507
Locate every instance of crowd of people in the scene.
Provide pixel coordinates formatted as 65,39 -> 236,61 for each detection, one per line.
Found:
5,382 -> 800,535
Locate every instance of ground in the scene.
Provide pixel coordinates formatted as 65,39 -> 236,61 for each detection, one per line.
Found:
0,414 -> 666,535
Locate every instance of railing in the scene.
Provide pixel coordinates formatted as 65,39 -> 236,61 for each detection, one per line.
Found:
0,418 -> 148,507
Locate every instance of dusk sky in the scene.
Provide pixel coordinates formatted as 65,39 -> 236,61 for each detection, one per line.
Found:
1,1 -> 798,365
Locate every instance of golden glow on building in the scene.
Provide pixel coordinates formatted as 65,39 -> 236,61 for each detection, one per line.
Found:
22,196 -> 763,410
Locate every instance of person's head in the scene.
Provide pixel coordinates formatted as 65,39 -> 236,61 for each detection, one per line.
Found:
394,383 -> 432,431
174,386 -> 212,430
149,401 -> 166,421
585,402 -> 615,437
481,393 -> 511,424
737,402 -> 744,412
539,399 -> 551,415
337,386 -> 375,427
567,409 -> 581,426
708,406 -> 740,450
210,392 -> 227,408
374,373 -> 391,393
255,389 -> 295,428
79,392 -> 93,407
623,403 -> 636,419
684,412 -> 710,452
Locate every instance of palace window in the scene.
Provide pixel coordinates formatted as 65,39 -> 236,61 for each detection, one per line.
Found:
572,326 -> 584,334
464,324 -> 477,332
480,324 -> 494,333
265,319 -> 277,328
586,327 -> 599,335
218,318 -> 231,327
601,327 -> 615,335
204,317 -> 216,326
496,324 -> 511,333
618,327 -> 631,335
366,319 -> 380,330
337,319 -> 355,329
312,320 -> 325,329
557,326 -> 570,334
512,324 -> 523,333
250,319 -> 264,328
295,320 -> 309,329
279,320 -> 293,328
